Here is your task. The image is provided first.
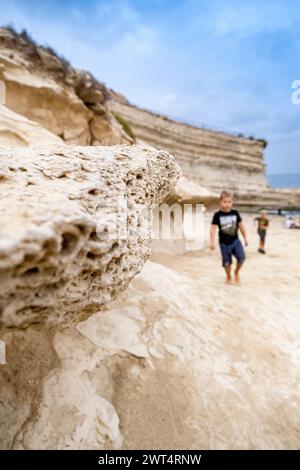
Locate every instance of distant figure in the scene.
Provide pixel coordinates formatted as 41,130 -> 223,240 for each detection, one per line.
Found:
254,210 -> 269,254
278,208 -> 282,216
210,190 -> 248,284
285,216 -> 300,229
285,216 -> 295,229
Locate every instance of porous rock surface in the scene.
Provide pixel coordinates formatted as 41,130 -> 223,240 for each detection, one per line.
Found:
0,144 -> 179,329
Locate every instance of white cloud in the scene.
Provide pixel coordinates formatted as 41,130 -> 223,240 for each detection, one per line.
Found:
188,0 -> 299,38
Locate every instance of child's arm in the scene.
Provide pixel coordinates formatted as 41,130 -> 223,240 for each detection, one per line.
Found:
239,221 -> 248,246
210,224 -> 217,249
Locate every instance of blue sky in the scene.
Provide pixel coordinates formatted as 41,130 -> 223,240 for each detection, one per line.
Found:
1,0 -> 300,174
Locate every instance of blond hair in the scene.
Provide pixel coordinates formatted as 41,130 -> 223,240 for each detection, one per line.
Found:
219,190 -> 233,200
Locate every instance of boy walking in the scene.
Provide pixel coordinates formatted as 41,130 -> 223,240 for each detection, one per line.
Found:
254,210 -> 269,254
210,190 -> 248,284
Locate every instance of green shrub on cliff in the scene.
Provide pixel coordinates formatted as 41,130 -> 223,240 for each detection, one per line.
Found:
112,112 -> 135,141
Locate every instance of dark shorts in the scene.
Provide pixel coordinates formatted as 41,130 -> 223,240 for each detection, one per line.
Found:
258,228 -> 266,241
219,239 -> 245,267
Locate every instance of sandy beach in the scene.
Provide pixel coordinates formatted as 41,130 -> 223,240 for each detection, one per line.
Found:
153,212 -> 300,289
137,212 -> 300,449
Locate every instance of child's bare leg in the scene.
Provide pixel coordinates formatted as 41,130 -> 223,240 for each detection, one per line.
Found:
224,265 -> 232,283
258,231 -> 266,253
234,262 -> 243,283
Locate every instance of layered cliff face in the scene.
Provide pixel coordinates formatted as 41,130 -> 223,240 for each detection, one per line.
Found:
108,95 -> 269,195
0,28 -> 132,146
108,96 -> 300,210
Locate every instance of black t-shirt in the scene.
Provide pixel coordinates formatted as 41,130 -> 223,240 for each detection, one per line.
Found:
212,209 -> 242,245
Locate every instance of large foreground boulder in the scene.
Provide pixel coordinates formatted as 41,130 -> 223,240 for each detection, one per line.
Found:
0,144 -> 179,329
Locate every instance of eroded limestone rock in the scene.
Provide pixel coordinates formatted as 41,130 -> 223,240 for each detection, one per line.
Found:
0,144 -> 179,329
